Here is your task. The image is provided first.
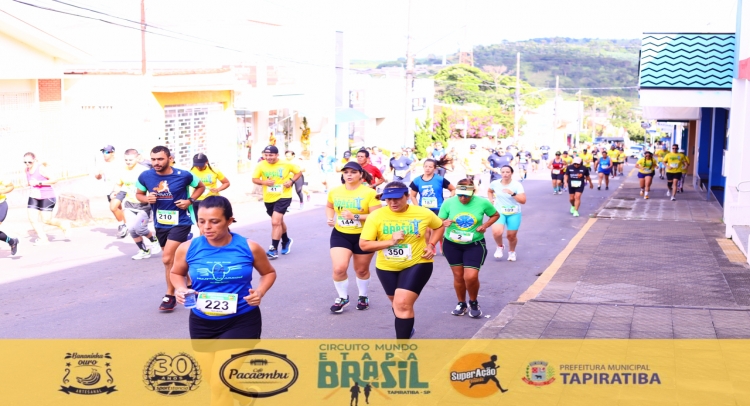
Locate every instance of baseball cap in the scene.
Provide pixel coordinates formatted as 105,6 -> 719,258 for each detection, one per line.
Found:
573,157 -> 583,164
470,144 -> 477,149
100,145 -> 115,153
455,184 -> 475,196
343,150 -> 352,158
342,161 -> 363,172
563,151 -> 569,155
262,145 -> 279,154
193,155 -> 208,165
380,187 -> 409,200
555,151 -> 561,156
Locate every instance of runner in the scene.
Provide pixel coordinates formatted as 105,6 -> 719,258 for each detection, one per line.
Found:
487,165 -> 526,261
359,182 -> 445,339
318,150 -> 337,193
485,147 -> 515,185
515,148 -> 531,182
439,180 -> 499,317
409,158 -> 455,252
114,149 -> 161,259
560,151 -> 573,192
94,145 -> 128,238
636,151 -> 656,200
596,150 -> 613,190
580,148 -> 594,171
431,142 -> 447,176
678,149 -> 689,193
284,151 -> 309,209
190,153 -> 231,220
252,145 -> 302,259
326,162 -> 381,313
530,148 -> 542,173
566,158 -> 594,217
547,151 -> 566,194
608,145 -> 621,177
390,149 -> 414,184
617,147 -> 627,176
654,145 -> 667,179
171,196 -> 276,405
356,149 -> 384,189
461,144 -> 485,188
23,152 -> 70,245
663,144 -> 688,201
0,175 -> 19,255
370,147 -> 387,177
136,146 -> 205,311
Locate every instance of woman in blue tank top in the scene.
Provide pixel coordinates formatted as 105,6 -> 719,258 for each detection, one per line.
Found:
409,159 -> 455,252
171,196 -> 277,340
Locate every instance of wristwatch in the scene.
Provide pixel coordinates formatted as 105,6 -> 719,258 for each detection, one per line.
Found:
511,192 -> 517,197
353,214 -> 360,221
188,197 -> 195,203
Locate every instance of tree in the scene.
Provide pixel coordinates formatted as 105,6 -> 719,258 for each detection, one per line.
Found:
414,111 -> 434,158
433,111 -> 451,147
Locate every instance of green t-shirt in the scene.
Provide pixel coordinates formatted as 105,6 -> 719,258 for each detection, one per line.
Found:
438,196 -> 498,244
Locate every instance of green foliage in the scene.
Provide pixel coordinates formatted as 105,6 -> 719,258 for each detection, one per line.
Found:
433,111 -> 451,146
624,121 -> 646,142
414,111 -> 435,158
578,132 -> 592,143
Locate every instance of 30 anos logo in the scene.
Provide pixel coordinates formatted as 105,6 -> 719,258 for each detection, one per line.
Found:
143,353 -> 202,396
522,361 -> 556,386
219,349 -> 298,398
60,352 -> 117,395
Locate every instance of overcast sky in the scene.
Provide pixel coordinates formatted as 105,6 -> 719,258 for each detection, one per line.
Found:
1,0 -> 739,62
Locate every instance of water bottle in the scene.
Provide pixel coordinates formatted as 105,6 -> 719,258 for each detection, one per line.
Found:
183,289 -> 197,309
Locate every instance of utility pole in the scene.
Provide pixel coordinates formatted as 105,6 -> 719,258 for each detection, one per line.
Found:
404,0 -> 413,148
141,0 -> 146,75
513,52 -> 520,141
576,90 -> 581,148
554,75 -> 559,147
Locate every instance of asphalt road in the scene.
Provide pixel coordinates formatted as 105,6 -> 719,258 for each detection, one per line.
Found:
0,166 -> 625,339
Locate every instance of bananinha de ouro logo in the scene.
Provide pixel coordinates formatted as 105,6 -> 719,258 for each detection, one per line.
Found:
60,352 -> 116,395
143,352 -> 202,396
219,349 -> 299,398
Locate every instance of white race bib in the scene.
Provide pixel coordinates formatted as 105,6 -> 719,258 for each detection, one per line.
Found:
449,230 -> 473,242
670,163 -> 679,169
197,292 -> 238,316
267,185 -> 283,194
394,169 -> 407,178
552,169 -> 561,175
384,244 -> 411,261
501,205 -> 519,215
571,180 -> 582,188
421,197 -> 438,209
337,216 -> 361,228
156,209 -> 178,225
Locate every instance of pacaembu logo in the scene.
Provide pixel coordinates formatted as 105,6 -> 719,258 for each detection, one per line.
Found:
219,349 -> 298,398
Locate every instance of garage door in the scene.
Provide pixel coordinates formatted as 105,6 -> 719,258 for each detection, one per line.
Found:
162,103 -> 223,168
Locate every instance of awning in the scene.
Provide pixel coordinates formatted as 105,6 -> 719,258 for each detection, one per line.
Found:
335,108 -> 368,124
642,106 -> 701,120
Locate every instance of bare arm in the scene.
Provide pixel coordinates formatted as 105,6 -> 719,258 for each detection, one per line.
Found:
0,183 -> 14,195
513,192 -> 527,205
170,241 -> 192,304
359,231 -> 404,252
409,190 -> 419,206
244,241 -> 277,306
477,213 -> 500,233
214,176 -> 231,193
326,202 -> 336,227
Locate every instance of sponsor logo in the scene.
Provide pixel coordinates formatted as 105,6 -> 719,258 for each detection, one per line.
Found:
522,361 -> 556,386
60,352 -> 117,395
449,353 -> 508,398
219,349 -> 298,398
143,352 -> 201,396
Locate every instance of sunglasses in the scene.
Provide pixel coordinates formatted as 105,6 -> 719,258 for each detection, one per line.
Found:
103,151 -> 111,154
24,161 -> 34,164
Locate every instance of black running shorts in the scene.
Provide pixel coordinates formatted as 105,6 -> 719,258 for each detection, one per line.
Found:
155,225 -> 192,248
27,197 -> 56,212
330,228 -> 371,255
443,238 -> 487,270
568,186 -> 585,194
376,263 -> 433,296
0,201 -> 8,222
666,172 -> 682,181
265,198 -> 291,216
189,307 -> 262,340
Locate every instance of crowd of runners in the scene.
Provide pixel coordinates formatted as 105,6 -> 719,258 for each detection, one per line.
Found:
0,139 -> 689,340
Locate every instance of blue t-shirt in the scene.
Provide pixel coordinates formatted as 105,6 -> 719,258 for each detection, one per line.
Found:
136,167 -> 199,228
410,175 -> 451,211
318,155 -> 336,173
391,156 -> 413,171
487,152 -> 514,181
187,233 -> 255,320
431,149 -> 444,159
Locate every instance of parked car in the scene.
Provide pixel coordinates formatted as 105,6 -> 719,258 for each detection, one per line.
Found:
629,145 -> 644,158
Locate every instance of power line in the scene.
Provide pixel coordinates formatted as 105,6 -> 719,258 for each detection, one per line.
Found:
0,8 -> 91,55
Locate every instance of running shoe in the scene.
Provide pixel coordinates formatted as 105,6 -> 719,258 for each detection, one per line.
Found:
573,210 -> 580,217
468,301 -> 482,318
306,194 -> 311,202
452,302 -> 468,316
494,245 -> 504,259
667,190 -> 671,197
507,251 -> 517,262
597,186 -> 601,190
116,224 -> 128,239
299,203 -> 304,210
552,190 -> 557,195
149,242 -> 162,255
9,238 -> 19,255
644,195 -> 649,200
640,189 -> 644,196
330,296 -> 349,313
159,295 -> 176,311
356,296 -> 369,310
570,206 -> 575,214
671,197 -> 676,201
281,238 -> 293,255
605,186 -> 609,190
131,249 -> 151,260
266,246 -> 279,260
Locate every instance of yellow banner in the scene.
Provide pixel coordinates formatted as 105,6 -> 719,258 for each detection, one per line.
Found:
1,339 -> 748,405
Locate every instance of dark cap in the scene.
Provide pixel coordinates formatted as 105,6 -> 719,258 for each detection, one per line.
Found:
343,150 -> 352,158
380,187 -> 409,200
470,144 -> 477,149
193,155 -> 208,165
100,145 -> 115,153
342,161 -> 363,172
262,145 -> 279,154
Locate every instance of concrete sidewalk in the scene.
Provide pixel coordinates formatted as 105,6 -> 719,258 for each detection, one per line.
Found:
476,171 -> 750,339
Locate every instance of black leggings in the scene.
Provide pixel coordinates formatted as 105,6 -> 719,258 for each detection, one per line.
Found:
376,263 -> 433,296
294,176 -> 305,202
189,307 -> 262,339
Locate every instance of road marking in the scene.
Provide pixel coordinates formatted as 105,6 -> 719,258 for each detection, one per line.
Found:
716,239 -> 748,263
628,168 -> 636,177
515,217 -> 597,302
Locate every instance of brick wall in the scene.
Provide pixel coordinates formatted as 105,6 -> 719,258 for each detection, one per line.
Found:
38,79 -> 62,102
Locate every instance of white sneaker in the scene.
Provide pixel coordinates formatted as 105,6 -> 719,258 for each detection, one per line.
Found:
507,251 -> 517,261
666,190 -> 671,197
149,242 -> 162,255
131,249 -> 151,260
494,246 -> 504,259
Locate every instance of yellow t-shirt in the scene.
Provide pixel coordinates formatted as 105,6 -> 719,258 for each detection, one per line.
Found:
680,154 -> 690,174
360,204 -> 443,271
0,178 -> 10,203
608,149 -> 620,161
617,151 -> 626,163
191,167 -> 226,200
327,184 -> 381,234
654,149 -> 667,160
663,153 -> 685,174
117,164 -> 148,204
561,156 -> 573,172
636,157 -> 656,174
580,153 -> 593,168
463,152 -> 484,175
252,160 -> 300,203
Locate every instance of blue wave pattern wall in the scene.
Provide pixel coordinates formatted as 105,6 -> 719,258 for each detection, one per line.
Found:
640,34 -> 735,89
